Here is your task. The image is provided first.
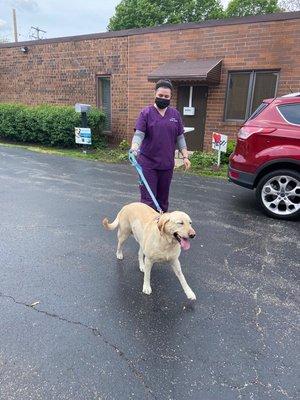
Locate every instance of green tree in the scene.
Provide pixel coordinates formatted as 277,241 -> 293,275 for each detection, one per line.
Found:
107,0 -> 224,31
226,0 -> 280,17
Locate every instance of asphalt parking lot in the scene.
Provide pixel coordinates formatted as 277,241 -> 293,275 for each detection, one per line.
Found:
0,145 -> 299,400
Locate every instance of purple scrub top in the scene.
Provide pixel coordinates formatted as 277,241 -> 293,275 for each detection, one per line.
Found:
135,105 -> 184,170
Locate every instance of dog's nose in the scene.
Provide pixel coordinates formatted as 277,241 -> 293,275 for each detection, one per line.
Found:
189,233 -> 196,239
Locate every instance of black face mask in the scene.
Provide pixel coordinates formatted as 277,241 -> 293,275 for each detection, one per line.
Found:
155,97 -> 170,109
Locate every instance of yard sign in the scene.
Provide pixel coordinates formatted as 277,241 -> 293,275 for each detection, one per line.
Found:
212,132 -> 228,166
75,127 -> 92,145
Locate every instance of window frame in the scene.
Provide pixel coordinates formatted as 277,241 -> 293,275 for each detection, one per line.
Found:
96,74 -> 112,133
224,70 -> 279,122
248,102 -> 269,121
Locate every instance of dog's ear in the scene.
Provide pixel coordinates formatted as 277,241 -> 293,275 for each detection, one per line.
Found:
157,214 -> 170,234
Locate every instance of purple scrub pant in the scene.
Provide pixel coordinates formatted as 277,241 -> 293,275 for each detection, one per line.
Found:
140,168 -> 173,212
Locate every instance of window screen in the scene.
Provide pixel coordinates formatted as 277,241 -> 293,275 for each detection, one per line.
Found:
98,77 -> 111,131
251,72 -> 278,114
225,73 -> 250,120
225,70 -> 279,121
278,104 -> 300,125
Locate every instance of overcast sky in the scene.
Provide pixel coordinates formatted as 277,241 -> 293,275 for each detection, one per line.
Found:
0,0 -> 230,42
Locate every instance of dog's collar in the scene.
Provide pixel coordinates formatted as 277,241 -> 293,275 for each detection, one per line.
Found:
154,211 -> 164,222
154,215 -> 160,223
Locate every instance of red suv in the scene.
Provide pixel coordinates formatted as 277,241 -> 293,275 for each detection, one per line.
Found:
229,93 -> 300,220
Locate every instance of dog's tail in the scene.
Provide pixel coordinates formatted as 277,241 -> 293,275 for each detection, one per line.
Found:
102,214 -> 119,231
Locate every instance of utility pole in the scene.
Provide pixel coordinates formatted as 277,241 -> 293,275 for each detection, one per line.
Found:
12,8 -> 18,42
30,26 -> 46,40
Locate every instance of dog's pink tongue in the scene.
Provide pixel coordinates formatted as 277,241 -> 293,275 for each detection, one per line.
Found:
180,238 -> 190,251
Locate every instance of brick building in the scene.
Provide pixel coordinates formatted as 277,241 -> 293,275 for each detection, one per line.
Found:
0,12 -> 299,150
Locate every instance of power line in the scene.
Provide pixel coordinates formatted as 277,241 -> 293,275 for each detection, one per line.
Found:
29,26 -> 46,40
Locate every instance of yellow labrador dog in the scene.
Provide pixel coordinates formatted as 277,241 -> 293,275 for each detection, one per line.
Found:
103,202 -> 196,300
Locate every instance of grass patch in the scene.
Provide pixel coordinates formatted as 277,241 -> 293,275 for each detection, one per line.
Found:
176,164 -> 228,179
0,140 -> 228,178
0,140 -> 128,163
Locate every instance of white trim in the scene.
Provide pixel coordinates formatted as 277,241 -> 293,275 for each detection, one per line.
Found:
281,92 -> 300,98
206,59 -> 223,74
189,86 -> 193,107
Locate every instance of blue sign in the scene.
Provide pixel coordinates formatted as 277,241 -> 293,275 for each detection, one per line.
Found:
75,127 -> 92,145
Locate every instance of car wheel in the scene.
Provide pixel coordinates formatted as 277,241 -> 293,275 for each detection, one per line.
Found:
256,169 -> 300,220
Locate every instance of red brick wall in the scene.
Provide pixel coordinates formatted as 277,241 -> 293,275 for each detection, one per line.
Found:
127,18 -> 300,150
0,37 -> 129,139
0,16 -> 299,149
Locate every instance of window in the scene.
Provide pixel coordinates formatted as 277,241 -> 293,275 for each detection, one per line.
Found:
97,76 -> 111,131
224,71 -> 279,121
278,104 -> 300,125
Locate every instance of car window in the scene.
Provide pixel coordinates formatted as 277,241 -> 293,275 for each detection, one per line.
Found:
278,104 -> 300,125
248,102 -> 269,120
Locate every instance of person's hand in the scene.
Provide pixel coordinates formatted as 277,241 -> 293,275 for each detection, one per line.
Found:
130,148 -> 139,157
183,157 -> 191,171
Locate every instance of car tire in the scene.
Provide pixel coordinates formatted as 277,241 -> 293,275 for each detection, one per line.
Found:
256,169 -> 300,220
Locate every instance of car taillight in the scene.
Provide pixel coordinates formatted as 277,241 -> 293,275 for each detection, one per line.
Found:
238,127 -> 252,139
238,126 -> 276,139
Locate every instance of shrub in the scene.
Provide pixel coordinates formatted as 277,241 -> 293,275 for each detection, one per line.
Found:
221,139 -> 236,164
0,103 -> 106,148
190,151 -> 216,168
117,152 -> 129,162
118,139 -> 130,151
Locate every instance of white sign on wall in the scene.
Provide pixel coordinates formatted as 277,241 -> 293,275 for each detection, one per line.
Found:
183,106 -> 195,116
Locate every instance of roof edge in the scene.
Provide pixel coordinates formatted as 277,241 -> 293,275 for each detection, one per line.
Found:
206,59 -> 223,74
1,11 -> 300,49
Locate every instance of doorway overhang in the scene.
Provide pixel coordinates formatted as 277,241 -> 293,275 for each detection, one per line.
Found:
148,58 -> 223,84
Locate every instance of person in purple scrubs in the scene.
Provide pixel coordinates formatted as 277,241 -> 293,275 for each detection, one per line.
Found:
130,79 -> 191,212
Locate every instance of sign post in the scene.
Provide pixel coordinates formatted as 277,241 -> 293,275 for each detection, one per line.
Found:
212,132 -> 228,167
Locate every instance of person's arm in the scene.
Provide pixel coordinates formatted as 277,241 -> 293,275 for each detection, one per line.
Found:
177,115 -> 191,170
131,130 -> 145,154
177,134 -> 191,170
131,110 -> 147,154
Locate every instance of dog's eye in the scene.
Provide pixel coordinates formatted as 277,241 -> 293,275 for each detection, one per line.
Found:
177,221 -> 184,225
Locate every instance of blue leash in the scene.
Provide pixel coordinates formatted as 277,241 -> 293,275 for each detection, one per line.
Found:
128,151 -> 163,213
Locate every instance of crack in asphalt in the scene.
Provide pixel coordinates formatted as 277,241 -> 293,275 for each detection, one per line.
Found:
224,257 -> 267,349
223,255 -> 295,399
216,366 -> 294,399
1,223 -> 101,230
0,291 -> 157,400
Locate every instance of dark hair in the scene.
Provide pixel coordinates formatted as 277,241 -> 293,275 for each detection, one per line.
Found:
155,79 -> 173,92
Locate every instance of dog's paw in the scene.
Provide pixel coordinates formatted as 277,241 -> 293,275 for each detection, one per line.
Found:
187,291 -> 196,301
142,286 -> 152,295
116,252 -> 124,260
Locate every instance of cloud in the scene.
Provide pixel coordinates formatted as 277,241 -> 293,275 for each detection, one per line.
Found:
8,0 -> 39,12
0,19 -> 7,30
